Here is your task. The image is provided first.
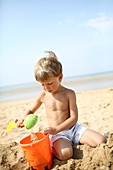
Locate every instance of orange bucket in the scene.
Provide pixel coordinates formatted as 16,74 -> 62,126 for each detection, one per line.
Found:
20,132 -> 52,170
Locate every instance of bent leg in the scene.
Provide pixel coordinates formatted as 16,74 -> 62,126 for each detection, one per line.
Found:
80,129 -> 107,147
53,138 -> 73,160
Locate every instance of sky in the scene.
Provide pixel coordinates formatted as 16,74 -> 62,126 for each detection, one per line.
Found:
0,0 -> 113,87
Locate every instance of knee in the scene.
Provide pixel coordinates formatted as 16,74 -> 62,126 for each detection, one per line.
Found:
99,136 -> 107,144
54,149 -> 73,161
57,151 -> 73,161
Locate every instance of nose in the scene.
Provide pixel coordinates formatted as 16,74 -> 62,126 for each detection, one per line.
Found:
44,85 -> 50,91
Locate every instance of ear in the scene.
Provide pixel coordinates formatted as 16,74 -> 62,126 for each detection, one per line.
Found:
59,74 -> 63,81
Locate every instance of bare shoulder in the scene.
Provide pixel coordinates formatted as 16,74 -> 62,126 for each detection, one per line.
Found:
62,86 -> 76,99
64,87 -> 76,95
64,88 -> 77,105
35,91 -> 46,102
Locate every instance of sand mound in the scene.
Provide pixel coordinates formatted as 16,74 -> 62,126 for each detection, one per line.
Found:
53,132 -> 113,170
0,142 -> 29,170
0,133 -> 113,170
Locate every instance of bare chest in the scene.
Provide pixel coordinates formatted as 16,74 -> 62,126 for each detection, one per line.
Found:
44,94 -> 68,111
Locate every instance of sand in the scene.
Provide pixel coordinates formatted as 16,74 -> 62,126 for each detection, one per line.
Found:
0,88 -> 113,170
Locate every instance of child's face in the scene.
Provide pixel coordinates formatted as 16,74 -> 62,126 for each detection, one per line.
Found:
39,74 -> 63,93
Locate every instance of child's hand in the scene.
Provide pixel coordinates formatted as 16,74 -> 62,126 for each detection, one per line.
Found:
15,119 -> 24,128
44,127 -> 58,135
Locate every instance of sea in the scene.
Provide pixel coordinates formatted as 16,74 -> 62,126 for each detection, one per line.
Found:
0,71 -> 113,102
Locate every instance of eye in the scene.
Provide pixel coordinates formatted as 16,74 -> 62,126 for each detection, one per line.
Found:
48,82 -> 53,85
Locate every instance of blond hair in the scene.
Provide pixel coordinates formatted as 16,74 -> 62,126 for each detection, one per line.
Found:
34,51 -> 62,82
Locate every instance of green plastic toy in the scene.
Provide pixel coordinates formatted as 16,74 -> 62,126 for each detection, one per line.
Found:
23,114 -> 38,129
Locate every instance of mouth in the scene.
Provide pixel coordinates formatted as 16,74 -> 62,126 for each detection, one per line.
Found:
45,89 -> 52,92
48,90 -> 52,92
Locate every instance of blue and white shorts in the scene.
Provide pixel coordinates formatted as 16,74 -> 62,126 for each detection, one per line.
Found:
50,122 -> 87,147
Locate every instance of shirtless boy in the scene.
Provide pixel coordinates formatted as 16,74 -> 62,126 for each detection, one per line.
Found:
18,51 -> 107,161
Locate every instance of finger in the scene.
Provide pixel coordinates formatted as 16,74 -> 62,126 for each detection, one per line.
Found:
44,130 -> 51,135
45,130 -> 51,133
19,123 -> 24,128
16,120 -> 24,128
15,119 -> 18,123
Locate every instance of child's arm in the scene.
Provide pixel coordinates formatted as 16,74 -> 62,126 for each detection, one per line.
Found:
17,92 -> 44,127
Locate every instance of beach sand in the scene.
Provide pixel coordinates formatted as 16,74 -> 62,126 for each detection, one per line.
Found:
0,88 -> 113,170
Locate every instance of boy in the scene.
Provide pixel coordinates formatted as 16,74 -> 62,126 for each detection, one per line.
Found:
18,51 -> 107,161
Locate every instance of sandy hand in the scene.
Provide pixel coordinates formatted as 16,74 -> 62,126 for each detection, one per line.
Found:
15,119 -> 24,128
44,127 -> 58,135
